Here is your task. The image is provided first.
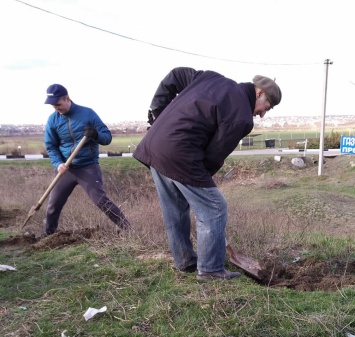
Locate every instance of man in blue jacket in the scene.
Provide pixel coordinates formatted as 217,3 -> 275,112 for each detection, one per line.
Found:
134,67 -> 281,281
43,84 -> 130,236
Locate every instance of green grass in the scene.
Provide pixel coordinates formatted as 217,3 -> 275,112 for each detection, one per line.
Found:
1,243 -> 354,337
0,156 -> 143,171
0,159 -> 53,167
1,150 -> 355,336
0,134 -> 144,155
339,185 -> 355,196
0,229 -> 12,240
304,233 -> 355,257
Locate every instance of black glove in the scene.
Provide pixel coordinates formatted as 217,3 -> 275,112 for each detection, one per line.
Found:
84,126 -> 98,140
147,109 -> 155,125
147,109 -> 161,126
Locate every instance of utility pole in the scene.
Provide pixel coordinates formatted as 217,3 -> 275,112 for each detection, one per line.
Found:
318,59 -> 333,176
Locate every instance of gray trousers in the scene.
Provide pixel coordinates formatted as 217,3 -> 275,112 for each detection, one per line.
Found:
45,164 -> 129,235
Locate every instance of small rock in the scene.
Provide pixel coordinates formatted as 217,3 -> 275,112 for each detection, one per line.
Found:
291,157 -> 306,167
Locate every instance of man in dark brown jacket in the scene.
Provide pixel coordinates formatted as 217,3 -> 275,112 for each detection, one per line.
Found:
133,67 -> 281,281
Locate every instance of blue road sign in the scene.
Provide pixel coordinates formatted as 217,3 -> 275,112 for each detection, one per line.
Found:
340,135 -> 355,154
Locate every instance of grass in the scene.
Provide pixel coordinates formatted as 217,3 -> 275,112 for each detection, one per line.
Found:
0,156 -> 142,170
1,153 -> 355,336
304,233 -> 355,257
0,229 -> 11,240
0,134 -> 144,156
1,243 -> 354,337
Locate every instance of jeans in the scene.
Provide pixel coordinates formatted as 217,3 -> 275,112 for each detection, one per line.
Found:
150,167 -> 227,273
45,164 -> 129,235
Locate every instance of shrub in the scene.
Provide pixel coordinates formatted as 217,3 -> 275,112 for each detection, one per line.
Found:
10,148 -> 21,156
41,148 -> 48,156
307,130 -> 341,149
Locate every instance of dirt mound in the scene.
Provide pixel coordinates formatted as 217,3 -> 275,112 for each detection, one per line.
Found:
0,228 -> 99,251
31,228 -> 98,250
258,257 -> 355,291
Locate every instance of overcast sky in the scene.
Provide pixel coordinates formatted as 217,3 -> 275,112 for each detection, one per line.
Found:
0,0 -> 354,125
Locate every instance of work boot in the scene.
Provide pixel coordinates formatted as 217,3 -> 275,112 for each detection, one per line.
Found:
180,263 -> 197,273
43,219 -> 55,236
196,269 -> 241,281
41,231 -> 52,238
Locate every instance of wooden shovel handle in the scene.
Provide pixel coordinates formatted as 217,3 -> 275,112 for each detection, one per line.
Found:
22,136 -> 88,229
35,136 -> 88,208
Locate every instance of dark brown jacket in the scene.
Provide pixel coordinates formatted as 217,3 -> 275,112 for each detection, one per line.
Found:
133,67 -> 255,187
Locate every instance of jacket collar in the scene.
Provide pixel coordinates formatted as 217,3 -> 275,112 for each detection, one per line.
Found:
240,83 -> 256,111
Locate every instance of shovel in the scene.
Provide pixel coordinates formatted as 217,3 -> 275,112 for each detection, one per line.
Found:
21,136 -> 88,229
226,239 -> 264,281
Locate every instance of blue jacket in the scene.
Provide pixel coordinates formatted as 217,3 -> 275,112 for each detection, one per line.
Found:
133,67 -> 255,187
44,101 -> 112,169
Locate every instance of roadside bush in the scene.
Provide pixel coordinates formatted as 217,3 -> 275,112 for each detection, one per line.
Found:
301,130 -> 341,149
40,148 -> 48,157
10,147 -> 21,156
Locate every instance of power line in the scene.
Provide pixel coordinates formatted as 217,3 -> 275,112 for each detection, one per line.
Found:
14,0 -> 321,66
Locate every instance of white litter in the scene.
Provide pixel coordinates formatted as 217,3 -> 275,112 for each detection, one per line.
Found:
0,265 -> 16,271
83,306 -> 107,321
346,333 -> 355,337
61,330 -> 69,337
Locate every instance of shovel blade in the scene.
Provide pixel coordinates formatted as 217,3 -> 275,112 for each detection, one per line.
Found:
229,252 -> 264,281
21,205 -> 37,229
226,244 -> 264,281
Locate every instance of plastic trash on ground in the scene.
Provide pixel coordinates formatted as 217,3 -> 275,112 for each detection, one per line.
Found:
0,265 -> 16,271
83,306 -> 107,321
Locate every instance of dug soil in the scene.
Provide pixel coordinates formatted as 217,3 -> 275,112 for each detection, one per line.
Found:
1,207 -> 354,292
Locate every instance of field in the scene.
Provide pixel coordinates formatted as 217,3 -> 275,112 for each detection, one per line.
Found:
0,134 -> 144,156
0,148 -> 354,336
1,126 -> 355,156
